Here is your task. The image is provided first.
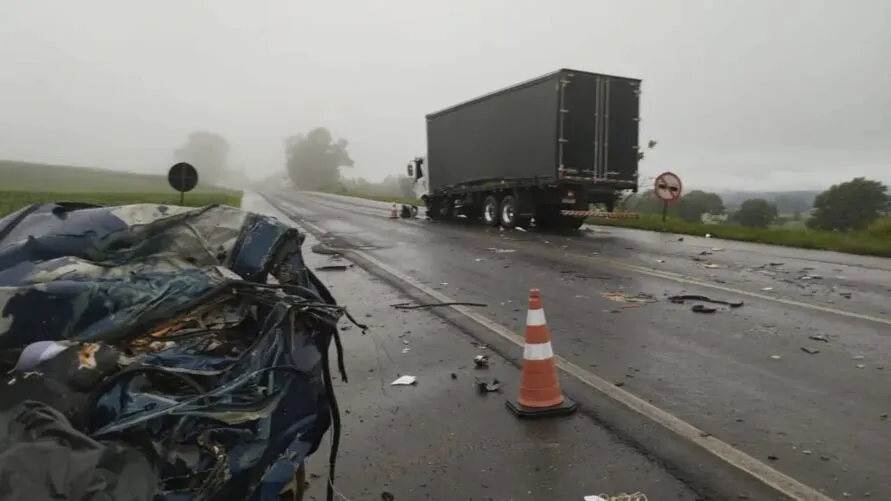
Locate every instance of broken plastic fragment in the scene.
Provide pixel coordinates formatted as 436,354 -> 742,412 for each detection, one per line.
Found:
474,376 -> 501,392
391,375 -> 417,386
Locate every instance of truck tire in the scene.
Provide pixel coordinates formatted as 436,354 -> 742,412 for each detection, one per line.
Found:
499,195 -> 531,229
483,195 -> 500,227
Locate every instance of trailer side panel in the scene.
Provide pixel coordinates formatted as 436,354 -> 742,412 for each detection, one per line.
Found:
425,74 -> 561,193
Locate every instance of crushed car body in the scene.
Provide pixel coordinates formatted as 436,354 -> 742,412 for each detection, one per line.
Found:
0,201 -> 349,501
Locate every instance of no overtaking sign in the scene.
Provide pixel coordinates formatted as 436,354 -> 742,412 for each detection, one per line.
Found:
654,171 -> 682,203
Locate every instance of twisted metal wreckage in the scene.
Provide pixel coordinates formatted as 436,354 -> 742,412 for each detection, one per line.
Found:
0,201 -> 359,501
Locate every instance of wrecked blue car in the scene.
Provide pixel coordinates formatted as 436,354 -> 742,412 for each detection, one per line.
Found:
0,201 -> 350,501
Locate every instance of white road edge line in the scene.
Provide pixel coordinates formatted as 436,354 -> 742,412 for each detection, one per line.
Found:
295,216 -> 835,501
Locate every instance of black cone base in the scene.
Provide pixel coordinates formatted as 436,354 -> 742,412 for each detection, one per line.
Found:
506,396 -> 577,419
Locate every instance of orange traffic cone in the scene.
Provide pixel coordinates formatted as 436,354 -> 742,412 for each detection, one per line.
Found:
506,289 -> 577,418
389,203 -> 398,219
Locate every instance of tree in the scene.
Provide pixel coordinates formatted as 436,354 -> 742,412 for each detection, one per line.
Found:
627,189 -> 724,222
285,127 -> 353,190
730,198 -> 778,228
674,190 -> 725,222
808,177 -> 888,232
174,132 -> 230,185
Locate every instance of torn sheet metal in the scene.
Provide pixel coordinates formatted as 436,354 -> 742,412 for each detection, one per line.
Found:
0,202 -> 348,501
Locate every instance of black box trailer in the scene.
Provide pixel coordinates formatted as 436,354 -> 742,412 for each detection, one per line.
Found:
412,68 -> 641,230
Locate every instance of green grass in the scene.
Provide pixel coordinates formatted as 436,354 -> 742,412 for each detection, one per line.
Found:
0,191 -> 243,218
590,213 -> 891,257
0,159 -> 235,194
0,160 -> 242,218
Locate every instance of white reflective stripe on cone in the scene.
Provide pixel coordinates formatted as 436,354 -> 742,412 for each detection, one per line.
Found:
526,308 -> 547,326
523,341 -> 554,361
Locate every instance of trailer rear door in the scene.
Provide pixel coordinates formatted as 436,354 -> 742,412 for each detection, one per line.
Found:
558,71 -> 640,183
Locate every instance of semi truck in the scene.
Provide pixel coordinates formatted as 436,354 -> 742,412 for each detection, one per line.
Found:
407,68 -> 641,230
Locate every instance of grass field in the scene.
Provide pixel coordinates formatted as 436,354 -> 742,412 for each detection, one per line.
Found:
591,213 -> 891,257
318,188 -> 891,258
0,160 -> 242,218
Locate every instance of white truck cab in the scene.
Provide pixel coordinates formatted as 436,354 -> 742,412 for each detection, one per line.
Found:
406,157 -> 430,201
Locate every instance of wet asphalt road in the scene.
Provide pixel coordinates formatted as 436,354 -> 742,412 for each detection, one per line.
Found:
263,190 -> 891,500
244,193 -> 699,501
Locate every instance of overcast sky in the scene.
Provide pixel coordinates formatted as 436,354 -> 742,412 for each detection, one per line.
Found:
1,0 -> 888,191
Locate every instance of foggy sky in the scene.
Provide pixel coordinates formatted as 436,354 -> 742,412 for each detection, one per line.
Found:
1,0 -> 888,191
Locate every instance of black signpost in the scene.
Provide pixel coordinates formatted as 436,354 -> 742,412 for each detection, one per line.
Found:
167,162 -> 199,205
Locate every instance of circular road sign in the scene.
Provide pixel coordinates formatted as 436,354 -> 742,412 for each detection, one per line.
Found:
654,171 -> 683,202
168,162 -> 199,193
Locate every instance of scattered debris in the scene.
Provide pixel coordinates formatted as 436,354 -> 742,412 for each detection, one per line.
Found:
584,494 -> 649,501
391,301 -> 487,310
761,287 -> 774,292
487,248 -> 516,253
698,250 -> 713,256
853,355 -> 865,360
691,304 -> 717,314
391,375 -> 417,386
515,227 -> 527,232
677,237 -> 684,242
770,355 -> 782,360
768,262 -> 784,267
839,292 -> 853,299
801,347 -> 820,355
808,335 -> 830,343
381,492 -> 396,501
601,292 -> 657,304
703,263 -> 721,269
668,295 -> 743,312
656,259 -> 665,263
473,355 -> 490,368
316,264 -> 351,271
475,376 -> 501,393
401,347 -> 411,354
705,233 -> 712,238
767,455 -> 779,461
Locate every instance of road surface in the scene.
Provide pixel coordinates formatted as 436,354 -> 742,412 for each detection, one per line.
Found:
260,190 -> 891,500
243,193 -> 700,501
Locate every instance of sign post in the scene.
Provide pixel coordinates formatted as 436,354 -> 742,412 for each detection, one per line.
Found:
653,171 -> 683,222
167,162 -> 199,205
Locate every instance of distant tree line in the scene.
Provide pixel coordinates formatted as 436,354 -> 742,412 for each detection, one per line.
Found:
623,177 -> 890,232
281,126 -> 416,199
172,131 -> 250,189
284,127 -> 354,190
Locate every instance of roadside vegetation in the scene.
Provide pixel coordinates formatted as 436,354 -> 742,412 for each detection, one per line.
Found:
0,159 -> 243,218
600,177 -> 891,257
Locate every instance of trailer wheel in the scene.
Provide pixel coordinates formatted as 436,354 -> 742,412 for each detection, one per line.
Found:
499,195 -> 530,229
483,196 -> 500,227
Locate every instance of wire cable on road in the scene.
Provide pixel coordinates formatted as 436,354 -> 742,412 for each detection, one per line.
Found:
390,301 -> 488,310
